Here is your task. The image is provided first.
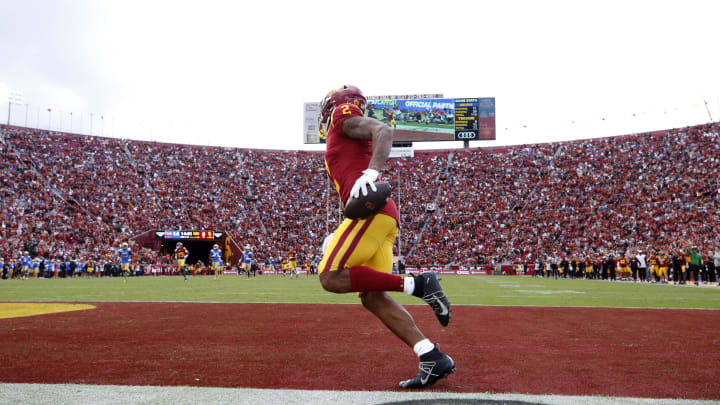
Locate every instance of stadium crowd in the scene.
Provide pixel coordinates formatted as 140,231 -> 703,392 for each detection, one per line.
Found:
1,122 -> 719,284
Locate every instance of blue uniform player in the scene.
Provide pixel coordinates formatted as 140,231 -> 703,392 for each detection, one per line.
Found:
31,258 -> 40,278
210,244 -> 223,280
241,246 -> 253,277
117,242 -> 132,282
74,259 -> 85,278
21,251 -> 32,280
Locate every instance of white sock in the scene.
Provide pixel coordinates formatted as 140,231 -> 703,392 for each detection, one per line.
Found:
403,276 -> 415,296
413,339 -> 434,357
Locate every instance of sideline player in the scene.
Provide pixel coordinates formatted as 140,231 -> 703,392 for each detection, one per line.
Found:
117,242 -> 131,282
241,245 -> 253,278
175,242 -> 189,281
31,256 -> 41,279
20,251 -> 31,280
317,85 -> 454,389
210,244 -> 223,280
288,250 -> 298,279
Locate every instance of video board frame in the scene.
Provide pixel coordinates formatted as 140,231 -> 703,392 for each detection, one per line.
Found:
303,96 -> 495,144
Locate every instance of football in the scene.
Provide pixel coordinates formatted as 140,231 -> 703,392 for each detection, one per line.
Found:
343,181 -> 392,220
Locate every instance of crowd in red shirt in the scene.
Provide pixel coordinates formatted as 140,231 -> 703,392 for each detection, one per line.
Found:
1,122 -> 718,271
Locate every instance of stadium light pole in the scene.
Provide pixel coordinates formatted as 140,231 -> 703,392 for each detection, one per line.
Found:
398,169 -> 402,260
325,176 -> 329,237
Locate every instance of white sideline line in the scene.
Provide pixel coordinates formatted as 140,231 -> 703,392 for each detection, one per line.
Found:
0,383 -> 716,405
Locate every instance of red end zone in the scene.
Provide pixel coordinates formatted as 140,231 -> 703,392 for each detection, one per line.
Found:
0,302 -> 718,399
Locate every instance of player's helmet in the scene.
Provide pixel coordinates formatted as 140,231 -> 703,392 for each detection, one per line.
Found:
24,251 -> 29,255
318,85 -> 367,130
121,242 -> 128,248
176,242 -> 183,248
213,244 -> 219,249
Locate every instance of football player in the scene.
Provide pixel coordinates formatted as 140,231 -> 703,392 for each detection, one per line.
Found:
85,257 -> 93,279
317,85 -> 454,389
241,246 -> 252,278
20,251 -> 31,280
193,260 -> 204,276
649,252 -> 660,283
288,250 -> 297,279
174,242 -> 189,281
33,257 -> 42,279
387,109 -> 397,128
210,244 -> 223,280
584,257 -> 593,279
118,242 -> 132,282
658,251 -> 670,284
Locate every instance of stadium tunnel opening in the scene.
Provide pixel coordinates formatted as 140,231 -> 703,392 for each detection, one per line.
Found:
161,240 -> 218,266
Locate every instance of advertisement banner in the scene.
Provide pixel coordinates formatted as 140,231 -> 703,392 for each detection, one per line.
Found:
406,266 -> 494,275
476,97 -> 496,141
303,102 -> 322,144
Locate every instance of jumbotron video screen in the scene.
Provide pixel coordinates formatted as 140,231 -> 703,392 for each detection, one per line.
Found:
303,95 -> 495,144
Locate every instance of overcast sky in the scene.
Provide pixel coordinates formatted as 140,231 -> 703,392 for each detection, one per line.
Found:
1,0 -> 719,151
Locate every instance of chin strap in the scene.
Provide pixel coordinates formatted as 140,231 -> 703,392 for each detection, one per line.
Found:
324,105 -> 335,131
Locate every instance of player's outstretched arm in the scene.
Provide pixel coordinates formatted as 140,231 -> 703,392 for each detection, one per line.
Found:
342,116 -> 393,172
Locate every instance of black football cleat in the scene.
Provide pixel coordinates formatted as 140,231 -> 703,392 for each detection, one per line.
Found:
413,271 -> 451,326
399,345 -> 455,389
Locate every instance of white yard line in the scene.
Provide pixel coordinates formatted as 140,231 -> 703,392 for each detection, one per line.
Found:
0,384 -> 716,405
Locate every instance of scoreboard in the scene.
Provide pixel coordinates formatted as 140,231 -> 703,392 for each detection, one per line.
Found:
158,230 -> 221,240
454,98 -> 480,141
303,96 -> 495,144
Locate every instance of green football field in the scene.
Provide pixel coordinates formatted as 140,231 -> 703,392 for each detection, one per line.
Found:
2,275 -> 719,309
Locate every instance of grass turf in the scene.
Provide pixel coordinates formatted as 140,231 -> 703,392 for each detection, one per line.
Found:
1,275 -> 719,309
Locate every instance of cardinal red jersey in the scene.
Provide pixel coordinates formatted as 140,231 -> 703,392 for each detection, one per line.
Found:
175,247 -> 188,260
324,103 -> 399,223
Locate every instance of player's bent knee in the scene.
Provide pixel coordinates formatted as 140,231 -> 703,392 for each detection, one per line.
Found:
319,272 -> 338,292
319,270 -> 349,294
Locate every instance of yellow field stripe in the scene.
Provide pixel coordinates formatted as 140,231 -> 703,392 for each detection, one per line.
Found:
0,303 -> 96,319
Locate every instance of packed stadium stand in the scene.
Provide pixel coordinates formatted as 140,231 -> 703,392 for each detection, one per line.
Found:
1,122 -> 718,276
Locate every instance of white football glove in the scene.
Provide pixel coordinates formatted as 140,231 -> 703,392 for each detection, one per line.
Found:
321,233 -> 334,254
349,169 -> 379,201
